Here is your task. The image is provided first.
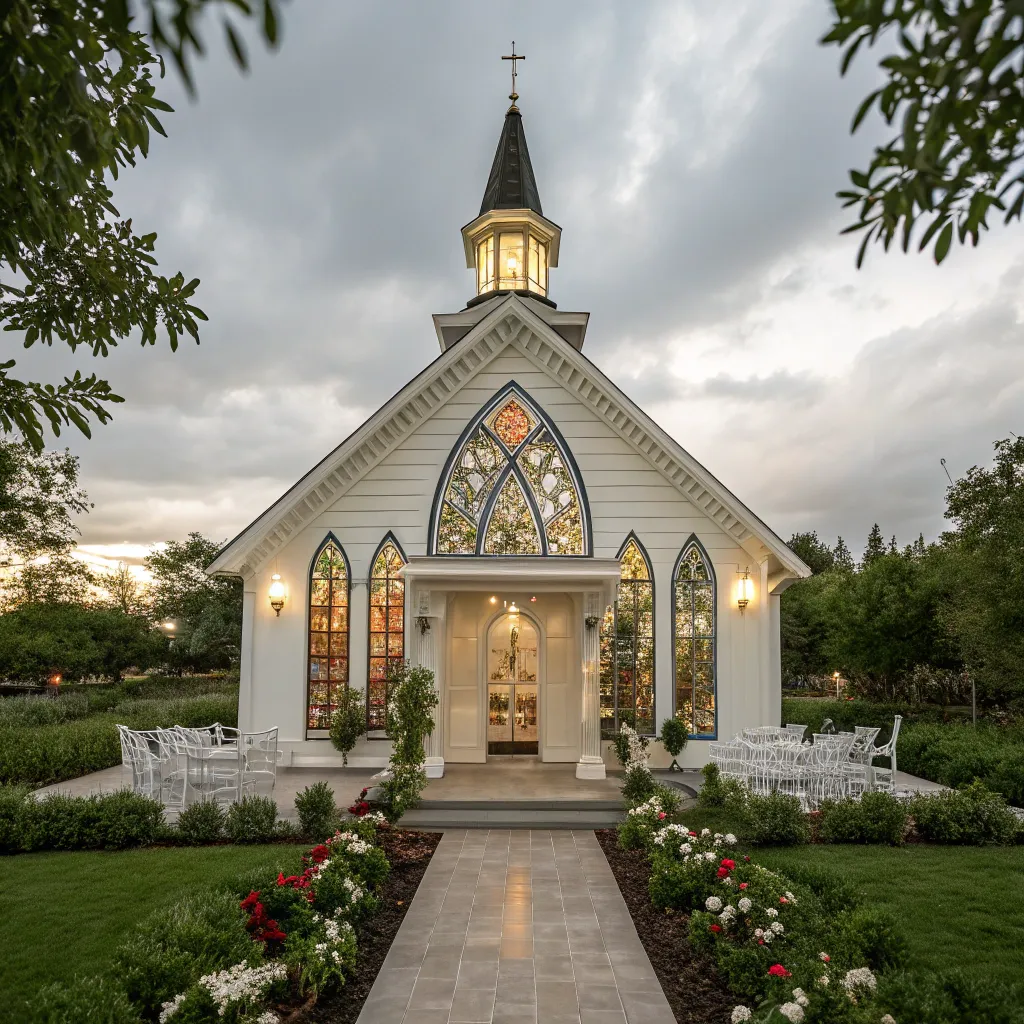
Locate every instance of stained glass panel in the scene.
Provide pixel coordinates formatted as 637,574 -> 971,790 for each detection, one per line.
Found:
483,474 -> 541,554
674,543 -> 716,737
600,537 -> 655,737
489,399 -> 535,450
432,390 -> 589,556
368,539 -> 405,731
307,540 -> 349,731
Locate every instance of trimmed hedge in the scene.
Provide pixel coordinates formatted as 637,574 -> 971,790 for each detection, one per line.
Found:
0,693 -> 238,787
781,697 -> 968,741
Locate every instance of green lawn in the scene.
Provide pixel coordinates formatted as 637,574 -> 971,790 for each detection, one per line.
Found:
0,843 -> 305,1016
754,844 -> 1024,987
673,806 -> 1024,986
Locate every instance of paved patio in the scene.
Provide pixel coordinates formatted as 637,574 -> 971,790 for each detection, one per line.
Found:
357,829 -> 674,1024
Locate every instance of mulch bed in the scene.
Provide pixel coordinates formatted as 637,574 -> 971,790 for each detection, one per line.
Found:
307,828 -> 441,1024
595,829 -> 734,1024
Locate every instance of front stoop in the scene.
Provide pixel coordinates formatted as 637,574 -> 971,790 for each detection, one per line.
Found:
398,798 -> 625,829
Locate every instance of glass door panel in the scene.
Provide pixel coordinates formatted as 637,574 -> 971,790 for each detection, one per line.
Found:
487,614 -> 539,755
488,685 -> 512,747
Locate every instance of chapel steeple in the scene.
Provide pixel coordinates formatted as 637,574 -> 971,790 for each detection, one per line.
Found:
462,44 -> 561,308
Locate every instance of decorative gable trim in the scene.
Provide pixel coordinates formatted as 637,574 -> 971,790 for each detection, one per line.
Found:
207,296 -> 810,581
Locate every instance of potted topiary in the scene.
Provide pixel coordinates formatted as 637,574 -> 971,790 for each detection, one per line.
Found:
329,685 -> 367,766
659,716 -> 688,772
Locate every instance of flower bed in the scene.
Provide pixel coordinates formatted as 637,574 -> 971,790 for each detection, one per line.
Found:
24,819 -> 440,1024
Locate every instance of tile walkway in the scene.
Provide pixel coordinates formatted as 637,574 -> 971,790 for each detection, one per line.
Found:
356,829 -> 675,1024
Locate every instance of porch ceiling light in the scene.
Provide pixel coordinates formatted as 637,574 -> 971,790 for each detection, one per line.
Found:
269,573 -> 287,617
736,567 -> 754,613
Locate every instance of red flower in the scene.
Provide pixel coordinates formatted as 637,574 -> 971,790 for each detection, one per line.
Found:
657,812 -> 667,819
359,788 -> 369,798
720,858 -> 736,870
240,891 -> 261,912
716,867 -> 730,879
768,964 -> 791,978
709,924 -> 722,933
739,883 -> 749,890
744,855 -> 751,862
779,897 -> 789,904
758,939 -> 764,945
309,844 -> 330,863
347,800 -> 370,816
688,831 -> 698,837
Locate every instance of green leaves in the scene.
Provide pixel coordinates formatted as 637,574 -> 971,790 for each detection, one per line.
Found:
824,0 -> 1024,265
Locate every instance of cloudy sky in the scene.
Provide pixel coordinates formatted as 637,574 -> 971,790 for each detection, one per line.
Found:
20,0 -> 1024,569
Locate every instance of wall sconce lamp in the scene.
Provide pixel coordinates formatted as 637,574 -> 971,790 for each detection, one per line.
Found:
736,567 -> 754,613
269,573 -> 286,617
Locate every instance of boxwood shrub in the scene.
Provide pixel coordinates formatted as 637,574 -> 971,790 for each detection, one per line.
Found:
817,791 -> 910,846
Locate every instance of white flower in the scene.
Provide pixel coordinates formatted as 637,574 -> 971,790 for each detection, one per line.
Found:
766,908 -> 779,918
754,928 -> 764,938
843,968 -> 877,992
705,896 -> 723,912
763,931 -> 773,944
724,833 -> 738,845
792,988 -> 809,1008
818,975 -> 830,987
784,891 -> 797,904
199,962 -> 287,1014
680,843 -> 692,854
719,906 -> 735,922
738,898 -> 752,913
701,828 -> 711,837
818,952 -> 830,962
705,852 -> 716,862
771,921 -> 784,934
255,1014 -> 280,1024
159,994 -> 187,1023
880,1016 -> 897,1024
731,1008 -> 752,1023
779,1002 -> 805,1023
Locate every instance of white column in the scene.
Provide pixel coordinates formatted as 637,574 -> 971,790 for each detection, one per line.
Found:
415,602 -> 445,779
577,591 -> 606,780
239,588 -> 256,733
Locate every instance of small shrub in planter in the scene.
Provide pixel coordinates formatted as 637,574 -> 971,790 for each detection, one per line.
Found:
328,685 -> 366,766
698,762 -> 725,806
818,791 -> 910,845
294,780 -> 339,842
225,795 -> 279,844
176,799 -> 226,845
27,974 -> 140,1024
742,791 -> 809,845
910,781 -> 1020,845
659,717 -> 688,771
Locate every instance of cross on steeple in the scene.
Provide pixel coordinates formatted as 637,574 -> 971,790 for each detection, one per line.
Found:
502,42 -> 526,109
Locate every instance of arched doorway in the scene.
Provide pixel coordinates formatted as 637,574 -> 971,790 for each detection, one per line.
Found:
486,607 -> 539,756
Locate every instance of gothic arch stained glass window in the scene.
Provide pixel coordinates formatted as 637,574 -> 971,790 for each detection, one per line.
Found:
430,385 -> 590,556
368,535 -> 406,732
307,536 -> 349,732
600,535 -> 655,736
673,538 -> 717,737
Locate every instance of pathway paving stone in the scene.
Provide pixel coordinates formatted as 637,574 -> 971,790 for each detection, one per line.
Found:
356,830 -> 675,1024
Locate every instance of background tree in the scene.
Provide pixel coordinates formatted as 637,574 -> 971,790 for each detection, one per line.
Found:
5,554 -> 97,610
1,0 -> 282,447
825,0 -> 1024,265
787,531 -> 835,575
146,533 -> 241,672
105,560 -> 148,616
0,440 -> 90,566
863,523 -> 886,566
940,435 -> 1024,706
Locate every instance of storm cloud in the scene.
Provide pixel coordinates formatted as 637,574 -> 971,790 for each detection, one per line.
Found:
14,0 -> 1024,561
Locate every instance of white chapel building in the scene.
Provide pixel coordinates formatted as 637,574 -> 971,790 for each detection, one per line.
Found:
208,94 -> 810,778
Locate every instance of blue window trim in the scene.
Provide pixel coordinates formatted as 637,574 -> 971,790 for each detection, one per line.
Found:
305,532 -> 351,738
366,531 -> 407,733
671,533 -> 718,740
600,531 -> 657,737
428,381 -> 592,556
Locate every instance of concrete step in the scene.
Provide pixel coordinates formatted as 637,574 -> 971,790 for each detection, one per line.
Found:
399,808 -> 624,829
416,799 -> 624,811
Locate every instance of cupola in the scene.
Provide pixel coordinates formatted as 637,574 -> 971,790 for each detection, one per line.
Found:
462,48 -> 561,307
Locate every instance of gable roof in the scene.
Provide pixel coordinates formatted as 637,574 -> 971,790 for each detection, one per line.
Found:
206,295 -> 811,583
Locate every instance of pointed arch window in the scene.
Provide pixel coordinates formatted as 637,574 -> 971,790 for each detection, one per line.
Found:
368,535 -> 406,732
307,537 -> 350,732
600,535 -> 655,736
673,538 -> 717,737
430,384 -> 590,556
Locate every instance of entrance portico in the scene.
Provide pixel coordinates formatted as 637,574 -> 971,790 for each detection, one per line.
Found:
401,557 -> 620,780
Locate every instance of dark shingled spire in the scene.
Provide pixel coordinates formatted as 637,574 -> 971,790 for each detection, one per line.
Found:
479,107 -> 542,216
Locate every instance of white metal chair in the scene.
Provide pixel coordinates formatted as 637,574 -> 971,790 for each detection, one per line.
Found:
181,731 -> 244,806
117,726 -> 161,798
784,723 -> 809,743
240,728 -> 279,798
868,716 -> 903,792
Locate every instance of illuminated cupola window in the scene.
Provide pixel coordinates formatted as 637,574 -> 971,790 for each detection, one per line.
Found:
462,46 -> 561,307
